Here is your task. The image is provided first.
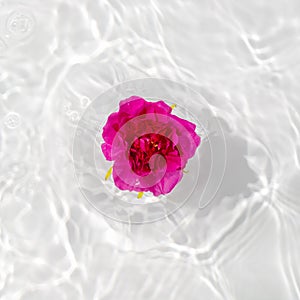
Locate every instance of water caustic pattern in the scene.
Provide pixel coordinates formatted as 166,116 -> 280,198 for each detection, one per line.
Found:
1,0 -> 300,299
0,38 -> 7,54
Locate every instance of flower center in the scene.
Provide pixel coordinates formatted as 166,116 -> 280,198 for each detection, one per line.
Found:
129,133 -> 177,176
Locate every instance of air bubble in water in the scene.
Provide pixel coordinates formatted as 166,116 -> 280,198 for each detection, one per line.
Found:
80,97 -> 91,109
69,111 -> 80,122
6,10 -> 35,40
4,112 -> 21,129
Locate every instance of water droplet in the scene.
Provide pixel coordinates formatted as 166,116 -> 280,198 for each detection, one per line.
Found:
6,10 -> 35,40
80,96 -> 91,109
69,111 -> 80,122
4,112 -> 21,129
63,102 -> 71,113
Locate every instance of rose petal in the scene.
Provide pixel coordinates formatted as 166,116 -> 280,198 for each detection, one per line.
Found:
149,170 -> 183,196
101,143 -> 112,161
102,112 -> 119,144
145,100 -> 172,115
119,96 -> 146,118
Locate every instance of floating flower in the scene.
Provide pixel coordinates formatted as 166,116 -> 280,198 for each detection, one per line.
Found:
101,96 -> 200,197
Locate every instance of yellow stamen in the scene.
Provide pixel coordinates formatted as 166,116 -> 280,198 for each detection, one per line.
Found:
105,166 -> 113,180
183,169 -> 189,174
170,104 -> 176,110
137,192 -> 144,199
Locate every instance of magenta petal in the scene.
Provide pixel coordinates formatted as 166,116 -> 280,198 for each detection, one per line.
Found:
113,168 -> 142,192
101,143 -> 112,161
119,96 -> 146,117
145,100 -> 172,115
102,112 -> 119,144
170,114 -> 196,131
112,159 -> 147,192
149,170 -> 183,196
192,132 -> 201,147
166,153 -> 183,171
119,95 -> 144,107
178,132 -> 199,160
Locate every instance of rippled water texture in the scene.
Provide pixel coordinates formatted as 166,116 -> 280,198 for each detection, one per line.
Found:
1,0 -> 300,299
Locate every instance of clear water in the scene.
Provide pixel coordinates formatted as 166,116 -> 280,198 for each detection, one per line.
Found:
1,0 -> 300,299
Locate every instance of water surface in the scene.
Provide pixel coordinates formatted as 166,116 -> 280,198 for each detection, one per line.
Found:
0,0 -> 300,299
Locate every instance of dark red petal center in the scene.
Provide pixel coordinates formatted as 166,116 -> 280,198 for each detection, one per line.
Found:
129,133 -> 179,176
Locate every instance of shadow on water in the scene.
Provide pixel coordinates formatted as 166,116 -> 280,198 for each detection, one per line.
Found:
168,113 -> 263,253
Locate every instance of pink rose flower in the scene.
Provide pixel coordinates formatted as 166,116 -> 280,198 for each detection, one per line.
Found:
101,96 -> 200,196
